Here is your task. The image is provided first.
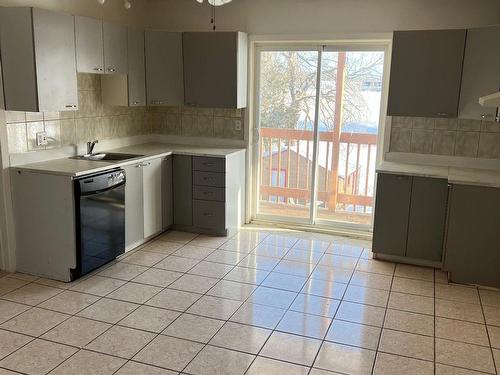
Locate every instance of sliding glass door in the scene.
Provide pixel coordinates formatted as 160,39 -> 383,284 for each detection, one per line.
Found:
255,45 -> 386,230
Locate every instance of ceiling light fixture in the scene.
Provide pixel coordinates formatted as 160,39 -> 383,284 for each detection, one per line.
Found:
196,0 -> 232,5
196,0 -> 232,31
123,0 -> 131,9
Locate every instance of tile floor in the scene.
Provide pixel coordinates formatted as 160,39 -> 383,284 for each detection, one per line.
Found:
0,227 -> 499,374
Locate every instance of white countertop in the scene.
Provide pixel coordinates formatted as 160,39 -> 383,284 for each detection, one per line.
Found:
377,161 -> 500,188
12,143 -> 246,177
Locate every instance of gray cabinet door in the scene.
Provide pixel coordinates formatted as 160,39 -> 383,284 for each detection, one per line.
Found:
444,185 -> 500,288
145,30 -> 184,106
0,7 -> 38,111
162,156 -> 173,229
127,28 -> 146,106
372,173 -> 412,256
33,8 -> 78,112
75,16 -> 104,74
103,21 -> 128,75
173,155 -> 193,226
123,163 -> 144,249
459,26 -> 500,122
406,177 -> 448,261
183,32 -> 239,108
387,29 -> 466,118
143,157 -> 163,238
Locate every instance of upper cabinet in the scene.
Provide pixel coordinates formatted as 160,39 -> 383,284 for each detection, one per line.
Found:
0,7 -> 78,112
387,29 -> 466,118
75,16 -> 104,74
126,28 -> 147,106
103,21 -> 127,74
145,31 -> 184,106
75,17 -> 127,75
183,32 -> 248,108
101,27 -> 146,107
459,26 -> 500,122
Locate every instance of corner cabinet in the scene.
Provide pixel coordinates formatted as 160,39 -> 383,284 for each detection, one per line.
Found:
459,25 -> 500,122
75,17 -> 127,75
173,152 -> 246,236
373,173 -> 449,264
183,32 -> 248,108
101,27 -> 146,107
444,184 -> 500,288
387,29 -> 466,118
145,31 -> 184,106
0,7 -> 78,112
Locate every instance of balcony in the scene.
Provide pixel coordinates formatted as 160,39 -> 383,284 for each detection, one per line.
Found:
258,127 -> 377,225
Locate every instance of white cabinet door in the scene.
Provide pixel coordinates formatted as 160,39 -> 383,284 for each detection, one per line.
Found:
123,163 -> 144,250
162,156 -> 173,229
75,16 -> 104,74
127,28 -> 146,106
143,157 -> 163,238
33,8 -> 78,111
103,21 -> 128,75
145,31 -> 184,106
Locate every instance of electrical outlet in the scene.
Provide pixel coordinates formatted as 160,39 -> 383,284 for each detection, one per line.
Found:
36,132 -> 48,146
234,121 -> 242,131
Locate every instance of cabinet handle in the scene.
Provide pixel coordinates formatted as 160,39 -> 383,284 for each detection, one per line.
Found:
202,162 -> 216,167
203,212 -> 215,217
65,104 -> 77,108
203,191 -> 214,196
437,112 -> 449,117
107,68 -> 116,72
481,113 -> 489,119
93,67 -> 103,72
132,101 -> 139,105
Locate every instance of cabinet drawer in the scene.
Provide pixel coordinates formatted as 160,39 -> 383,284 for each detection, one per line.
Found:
193,200 -> 225,230
193,185 -> 225,202
193,171 -> 225,188
193,156 -> 225,173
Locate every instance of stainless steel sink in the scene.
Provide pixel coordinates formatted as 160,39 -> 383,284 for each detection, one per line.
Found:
70,152 -> 144,162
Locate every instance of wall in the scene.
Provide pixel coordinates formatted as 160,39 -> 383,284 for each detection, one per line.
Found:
390,116 -> 500,159
143,0 -> 500,33
150,106 -> 244,140
5,74 -> 151,154
0,0 -> 148,26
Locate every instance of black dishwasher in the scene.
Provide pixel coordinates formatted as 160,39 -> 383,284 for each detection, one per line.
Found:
72,169 -> 126,280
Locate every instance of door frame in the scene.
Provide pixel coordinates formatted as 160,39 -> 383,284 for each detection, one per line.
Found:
248,37 -> 392,233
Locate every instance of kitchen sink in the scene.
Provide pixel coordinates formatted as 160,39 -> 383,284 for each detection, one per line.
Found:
70,152 -> 144,162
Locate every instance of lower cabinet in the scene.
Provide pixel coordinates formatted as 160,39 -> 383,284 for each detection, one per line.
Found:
373,173 -> 448,263
172,153 -> 245,236
444,184 -> 500,287
124,155 -> 170,249
173,155 -> 193,226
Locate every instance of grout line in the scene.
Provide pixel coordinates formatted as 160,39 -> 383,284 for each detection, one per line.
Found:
478,289 -> 499,375
369,259 -> 396,375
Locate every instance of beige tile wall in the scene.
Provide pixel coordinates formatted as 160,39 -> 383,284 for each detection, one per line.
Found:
390,116 -> 500,159
150,106 -> 244,140
5,74 -> 245,154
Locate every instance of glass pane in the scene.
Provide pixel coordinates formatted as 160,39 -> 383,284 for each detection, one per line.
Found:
257,50 -> 319,220
315,50 -> 384,226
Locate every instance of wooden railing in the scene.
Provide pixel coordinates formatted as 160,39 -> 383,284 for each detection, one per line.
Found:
259,127 -> 377,214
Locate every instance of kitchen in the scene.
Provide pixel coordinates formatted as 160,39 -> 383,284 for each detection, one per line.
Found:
0,0 -> 499,374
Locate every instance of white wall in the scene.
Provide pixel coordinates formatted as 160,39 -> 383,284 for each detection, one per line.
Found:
144,0 -> 500,34
0,0 -> 147,25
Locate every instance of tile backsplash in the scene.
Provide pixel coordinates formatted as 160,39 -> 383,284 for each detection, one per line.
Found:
390,116 -> 500,159
150,106 -> 244,140
5,73 -> 245,155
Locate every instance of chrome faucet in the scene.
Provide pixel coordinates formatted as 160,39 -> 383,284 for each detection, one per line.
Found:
86,140 -> 99,155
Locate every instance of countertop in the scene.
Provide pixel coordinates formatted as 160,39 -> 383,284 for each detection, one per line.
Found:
377,161 -> 500,188
12,143 -> 246,177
